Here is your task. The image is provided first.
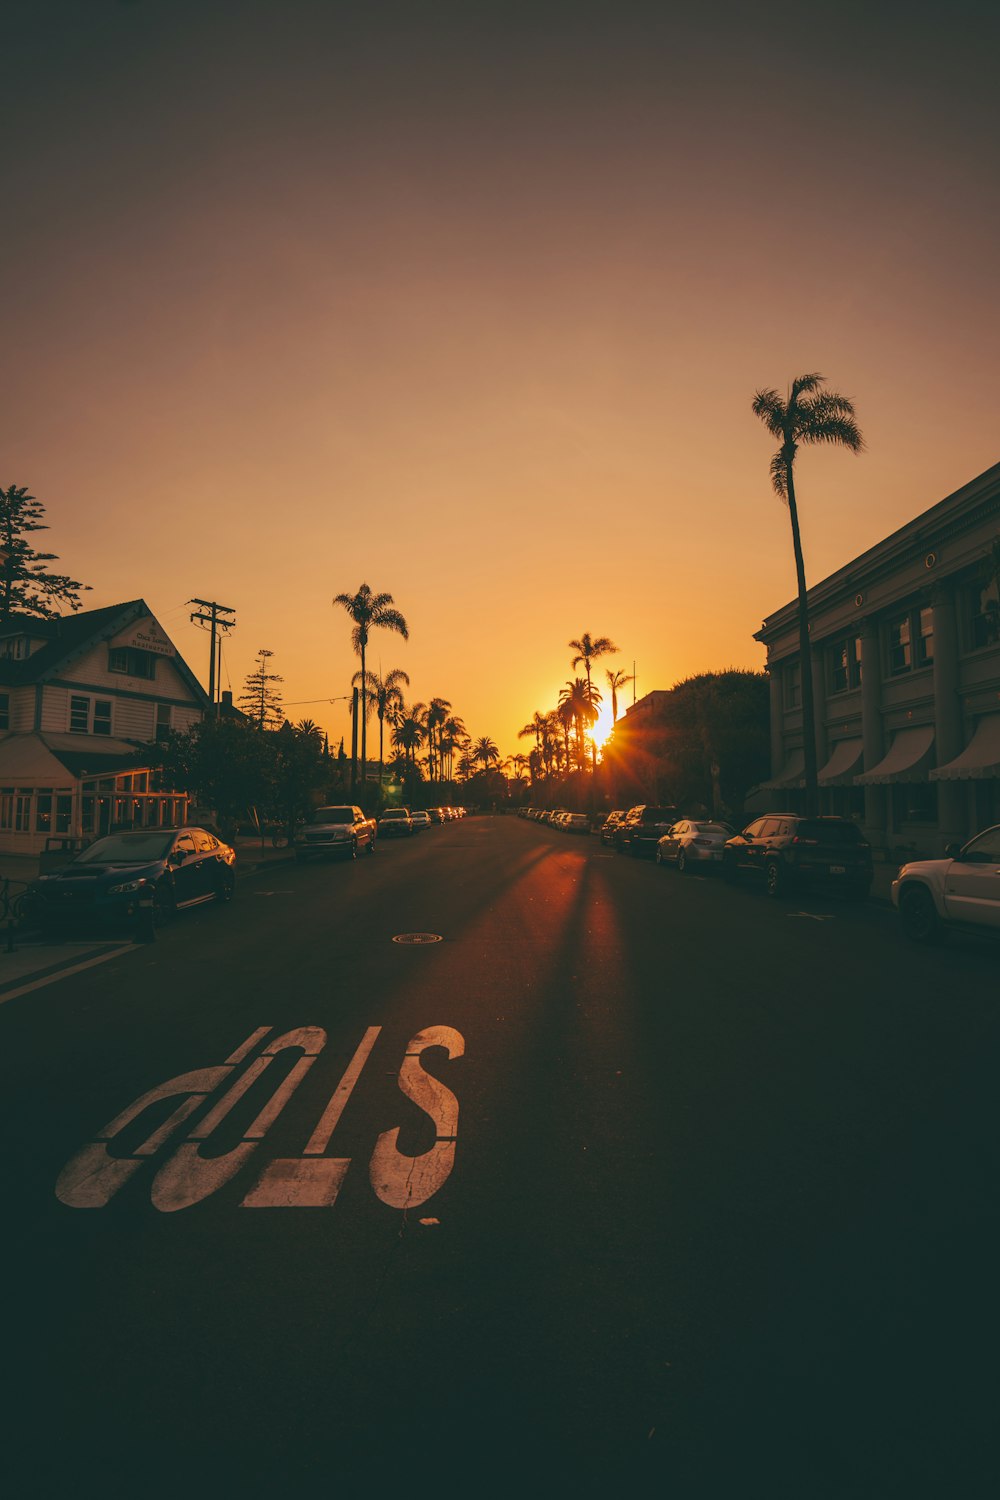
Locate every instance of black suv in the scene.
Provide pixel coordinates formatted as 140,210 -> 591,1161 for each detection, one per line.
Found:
614,805 -> 680,857
722,814 -> 872,899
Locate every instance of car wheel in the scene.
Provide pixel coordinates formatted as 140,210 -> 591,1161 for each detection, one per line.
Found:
677,849 -> 689,875
899,885 -> 940,943
153,882 -> 175,927
764,860 -> 784,899
655,847 -> 664,866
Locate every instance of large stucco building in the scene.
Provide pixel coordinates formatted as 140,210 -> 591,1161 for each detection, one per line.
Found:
755,461 -> 1000,857
0,599 -> 206,856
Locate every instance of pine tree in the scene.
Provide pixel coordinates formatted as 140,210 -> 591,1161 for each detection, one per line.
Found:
0,484 -> 91,622
239,648 -> 284,729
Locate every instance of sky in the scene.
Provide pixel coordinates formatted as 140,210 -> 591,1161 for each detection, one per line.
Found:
4,0 -> 999,758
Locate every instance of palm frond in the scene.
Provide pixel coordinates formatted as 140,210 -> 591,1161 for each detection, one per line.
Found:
769,450 -> 789,501
789,372 -> 825,402
372,605 -> 409,639
751,388 -> 786,440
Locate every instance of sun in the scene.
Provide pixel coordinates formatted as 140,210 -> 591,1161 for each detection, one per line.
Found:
591,704 -> 615,749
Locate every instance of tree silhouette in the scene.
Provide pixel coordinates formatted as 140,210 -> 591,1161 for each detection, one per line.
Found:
333,584 -> 409,789
752,374 -> 863,812
570,632 -> 618,778
239,648 -> 284,730
0,484 -> 91,622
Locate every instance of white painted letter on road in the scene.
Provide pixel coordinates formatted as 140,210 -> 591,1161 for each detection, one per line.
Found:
369,1026 -> 465,1210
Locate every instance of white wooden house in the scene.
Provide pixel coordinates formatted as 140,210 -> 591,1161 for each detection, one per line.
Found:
0,599 -> 207,856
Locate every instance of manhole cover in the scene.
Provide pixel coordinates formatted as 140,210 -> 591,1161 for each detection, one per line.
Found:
392,932 -> 443,945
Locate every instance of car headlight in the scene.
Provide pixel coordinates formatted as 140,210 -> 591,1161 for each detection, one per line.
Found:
107,879 -> 146,895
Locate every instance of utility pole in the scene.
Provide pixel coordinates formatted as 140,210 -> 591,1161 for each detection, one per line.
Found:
632,661 -> 637,706
189,599 -> 236,715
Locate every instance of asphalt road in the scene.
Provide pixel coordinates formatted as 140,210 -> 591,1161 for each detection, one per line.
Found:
2,816 -> 998,1495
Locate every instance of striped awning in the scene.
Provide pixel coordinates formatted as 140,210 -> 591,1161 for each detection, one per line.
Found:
931,714 -> 1000,781
760,750 -> 805,790
855,726 -> 935,785
818,738 -> 864,786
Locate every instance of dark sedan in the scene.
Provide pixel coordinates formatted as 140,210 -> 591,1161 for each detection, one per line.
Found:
29,827 -> 236,933
614,805 -> 680,857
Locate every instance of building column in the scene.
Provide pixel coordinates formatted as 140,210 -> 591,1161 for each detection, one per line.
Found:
931,582 -> 966,849
811,649 -> 828,798
860,619 -> 886,846
768,661 -> 783,778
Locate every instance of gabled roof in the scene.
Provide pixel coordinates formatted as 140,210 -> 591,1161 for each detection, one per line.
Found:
0,599 -> 208,704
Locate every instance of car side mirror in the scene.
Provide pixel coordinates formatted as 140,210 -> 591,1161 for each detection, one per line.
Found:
944,842 -> 962,860
171,849 -> 188,864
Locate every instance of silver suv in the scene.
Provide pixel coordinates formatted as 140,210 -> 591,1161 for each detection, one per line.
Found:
891,824 -> 1000,940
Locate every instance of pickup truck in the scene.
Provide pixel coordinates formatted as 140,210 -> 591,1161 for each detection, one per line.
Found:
294,805 -> 377,861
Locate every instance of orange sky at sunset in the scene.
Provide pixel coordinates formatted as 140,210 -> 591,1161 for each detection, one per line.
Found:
4,1 -> 998,758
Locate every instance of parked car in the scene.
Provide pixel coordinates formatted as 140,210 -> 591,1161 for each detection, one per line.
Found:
600,811 -> 626,845
295,805 -> 376,861
427,807 -> 447,824
722,814 -> 872,898
891,823 -> 1000,941
30,827 -> 236,932
563,813 -> 590,834
410,811 -> 432,831
378,808 -> 415,838
614,806 -> 680,857
656,820 -> 735,873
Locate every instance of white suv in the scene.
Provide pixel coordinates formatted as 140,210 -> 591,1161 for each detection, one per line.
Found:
891,824 -> 1000,941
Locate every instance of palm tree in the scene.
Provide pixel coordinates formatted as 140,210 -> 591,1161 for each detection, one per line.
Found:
570,632 -> 618,777
295,718 -> 323,742
353,667 -> 410,785
604,668 -> 633,724
333,584 -> 409,790
472,736 -> 500,776
439,714 -> 467,782
519,711 -> 550,783
752,374 -> 864,813
559,678 -> 601,769
424,697 -> 452,783
392,700 -> 426,768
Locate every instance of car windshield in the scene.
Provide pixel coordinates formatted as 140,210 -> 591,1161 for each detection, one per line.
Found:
797,820 -> 865,845
381,811 -> 407,819
76,833 -> 174,864
313,808 -> 352,824
695,822 -> 734,835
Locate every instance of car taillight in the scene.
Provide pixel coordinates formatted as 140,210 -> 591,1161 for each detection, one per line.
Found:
693,837 -> 714,846
792,836 -> 818,845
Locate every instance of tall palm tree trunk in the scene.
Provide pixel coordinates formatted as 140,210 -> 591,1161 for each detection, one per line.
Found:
786,465 -> 818,814
360,641 -> 368,789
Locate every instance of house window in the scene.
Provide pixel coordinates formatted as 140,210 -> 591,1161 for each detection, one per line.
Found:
155,704 -> 172,742
887,607 -> 935,676
917,607 -> 934,666
892,782 -> 938,824
69,695 -> 113,735
967,573 -> 1000,650
0,693 -> 8,730
0,790 -> 33,833
109,646 -> 156,680
888,614 -> 912,675
829,636 -> 862,694
784,662 -> 801,709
